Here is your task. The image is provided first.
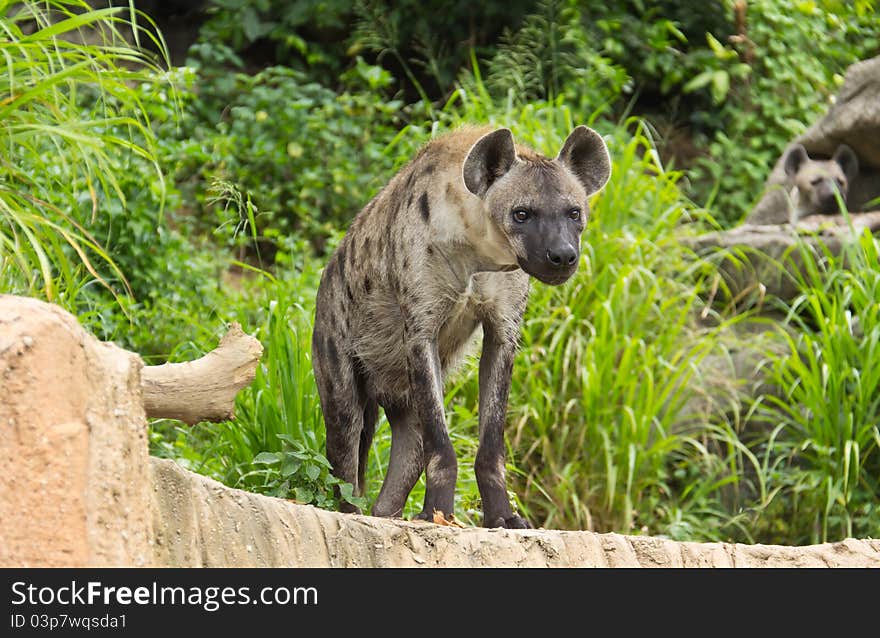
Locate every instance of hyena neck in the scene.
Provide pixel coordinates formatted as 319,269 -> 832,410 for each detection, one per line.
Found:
450,222 -> 519,278
431,239 -> 518,291
430,181 -> 519,275
470,213 -> 519,271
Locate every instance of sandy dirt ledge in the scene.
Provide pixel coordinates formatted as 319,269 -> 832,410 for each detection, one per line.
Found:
151,457 -> 880,568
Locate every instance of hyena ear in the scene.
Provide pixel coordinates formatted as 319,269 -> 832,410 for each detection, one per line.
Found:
463,128 -> 518,198
832,144 -> 859,181
556,126 -> 611,196
783,144 -> 809,178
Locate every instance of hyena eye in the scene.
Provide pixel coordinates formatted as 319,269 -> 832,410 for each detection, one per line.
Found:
568,208 -> 582,221
512,209 -> 530,223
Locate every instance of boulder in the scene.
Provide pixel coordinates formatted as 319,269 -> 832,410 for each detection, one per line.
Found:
0,296 -> 152,566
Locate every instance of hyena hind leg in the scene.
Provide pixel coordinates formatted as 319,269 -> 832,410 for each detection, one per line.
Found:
357,399 -> 379,497
312,334 -> 368,514
371,404 -> 425,518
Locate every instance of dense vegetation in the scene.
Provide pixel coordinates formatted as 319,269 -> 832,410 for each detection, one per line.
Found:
2,0 -> 879,545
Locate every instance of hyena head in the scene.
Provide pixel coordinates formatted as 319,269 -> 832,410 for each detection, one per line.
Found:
463,126 -> 611,285
784,143 -> 859,216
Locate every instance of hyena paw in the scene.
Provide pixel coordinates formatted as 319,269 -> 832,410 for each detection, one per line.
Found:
488,515 -> 532,529
339,502 -> 362,515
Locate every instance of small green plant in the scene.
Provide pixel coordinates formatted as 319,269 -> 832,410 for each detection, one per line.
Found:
248,435 -> 367,510
483,0 -> 629,112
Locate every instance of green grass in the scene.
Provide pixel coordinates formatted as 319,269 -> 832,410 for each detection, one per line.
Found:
749,225 -> 880,544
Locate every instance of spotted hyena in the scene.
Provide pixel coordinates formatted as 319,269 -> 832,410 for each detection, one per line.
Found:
312,125 -> 611,528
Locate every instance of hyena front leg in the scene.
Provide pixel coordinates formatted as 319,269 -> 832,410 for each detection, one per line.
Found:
475,323 -> 530,529
406,340 -> 457,521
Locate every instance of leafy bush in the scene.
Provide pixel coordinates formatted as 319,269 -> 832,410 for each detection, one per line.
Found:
162,48 -> 424,255
197,0 -> 352,79
482,0 -> 630,113
583,0 -> 735,98
62,68 -> 234,359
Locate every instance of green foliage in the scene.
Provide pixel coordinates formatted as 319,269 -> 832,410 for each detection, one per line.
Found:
0,0 -> 167,304
687,0 -> 880,224
482,0 -> 630,112
349,0 -> 534,100
248,436 -> 366,509
198,0 -> 351,78
197,0 -> 534,101
584,1 -> 735,93
682,33 -> 751,105
0,1 -> 221,362
65,70 -> 230,359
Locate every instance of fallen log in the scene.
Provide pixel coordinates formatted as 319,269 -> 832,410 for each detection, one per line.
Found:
682,211 -> 880,304
142,322 -> 263,424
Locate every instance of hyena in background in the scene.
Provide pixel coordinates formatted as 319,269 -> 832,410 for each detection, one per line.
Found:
783,143 -> 859,223
311,125 -> 611,528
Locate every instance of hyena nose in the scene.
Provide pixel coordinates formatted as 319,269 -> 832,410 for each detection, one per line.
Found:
547,246 -> 577,268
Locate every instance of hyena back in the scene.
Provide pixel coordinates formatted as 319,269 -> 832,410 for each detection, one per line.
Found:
312,125 -> 611,528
